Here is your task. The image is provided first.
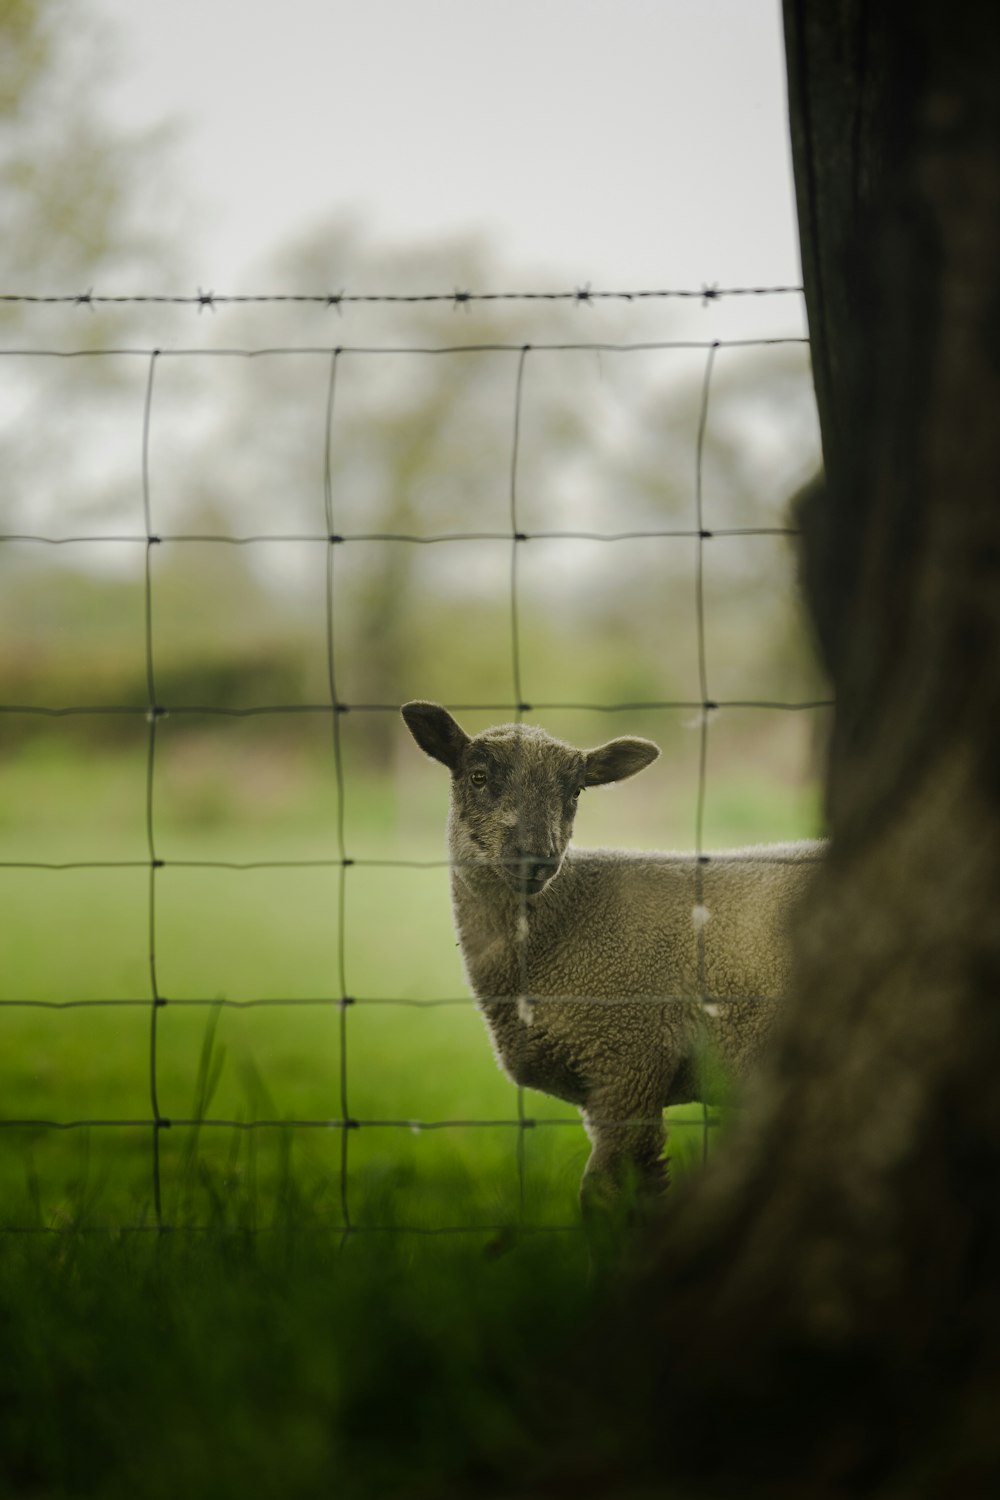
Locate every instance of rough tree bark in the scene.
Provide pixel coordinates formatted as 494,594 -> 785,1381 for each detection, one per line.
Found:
525,3 -> 1000,1495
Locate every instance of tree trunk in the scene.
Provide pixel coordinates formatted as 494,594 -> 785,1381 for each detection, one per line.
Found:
528,4 -> 1000,1494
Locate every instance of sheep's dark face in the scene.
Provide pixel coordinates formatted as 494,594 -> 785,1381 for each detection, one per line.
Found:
451,725 -> 585,896
401,702 -> 661,902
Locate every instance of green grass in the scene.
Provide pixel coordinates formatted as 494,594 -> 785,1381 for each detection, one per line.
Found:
0,1213 -> 595,1500
0,732 -> 820,1498
0,733 -> 820,1231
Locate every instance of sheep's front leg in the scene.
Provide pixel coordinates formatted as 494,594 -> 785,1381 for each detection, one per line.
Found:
579,1089 -> 667,1226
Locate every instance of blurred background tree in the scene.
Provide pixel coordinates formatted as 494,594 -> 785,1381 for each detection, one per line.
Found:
1,0 -> 186,295
1,0 -> 189,700
1,0 -> 824,826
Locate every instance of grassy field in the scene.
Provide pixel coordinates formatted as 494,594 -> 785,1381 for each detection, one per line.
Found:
0,1206 -> 601,1500
0,725 -> 821,1497
0,725 -> 821,1233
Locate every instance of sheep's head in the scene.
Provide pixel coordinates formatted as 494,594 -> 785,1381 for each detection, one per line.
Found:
401,701 -> 659,898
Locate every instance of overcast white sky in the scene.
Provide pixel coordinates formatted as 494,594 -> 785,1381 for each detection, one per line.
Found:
94,0 -> 800,300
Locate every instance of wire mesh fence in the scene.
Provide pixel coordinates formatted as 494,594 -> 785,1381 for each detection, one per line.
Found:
0,286 -> 829,1236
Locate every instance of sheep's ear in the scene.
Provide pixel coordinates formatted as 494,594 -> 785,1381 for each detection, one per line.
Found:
401,701 -> 469,771
584,737 -> 660,787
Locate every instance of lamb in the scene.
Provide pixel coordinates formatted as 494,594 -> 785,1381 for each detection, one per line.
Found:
401,700 -> 823,1214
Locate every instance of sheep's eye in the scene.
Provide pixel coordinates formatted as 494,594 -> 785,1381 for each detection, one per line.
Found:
469,770 -> 488,788
573,786 -> 583,800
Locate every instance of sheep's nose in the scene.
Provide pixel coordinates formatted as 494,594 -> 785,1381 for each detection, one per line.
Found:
512,851 -> 559,886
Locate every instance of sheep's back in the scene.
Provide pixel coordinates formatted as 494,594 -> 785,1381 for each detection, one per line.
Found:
539,842 -> 818,1000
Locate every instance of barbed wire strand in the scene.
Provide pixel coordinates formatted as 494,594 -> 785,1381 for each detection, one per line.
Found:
0,284 -> 803,311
